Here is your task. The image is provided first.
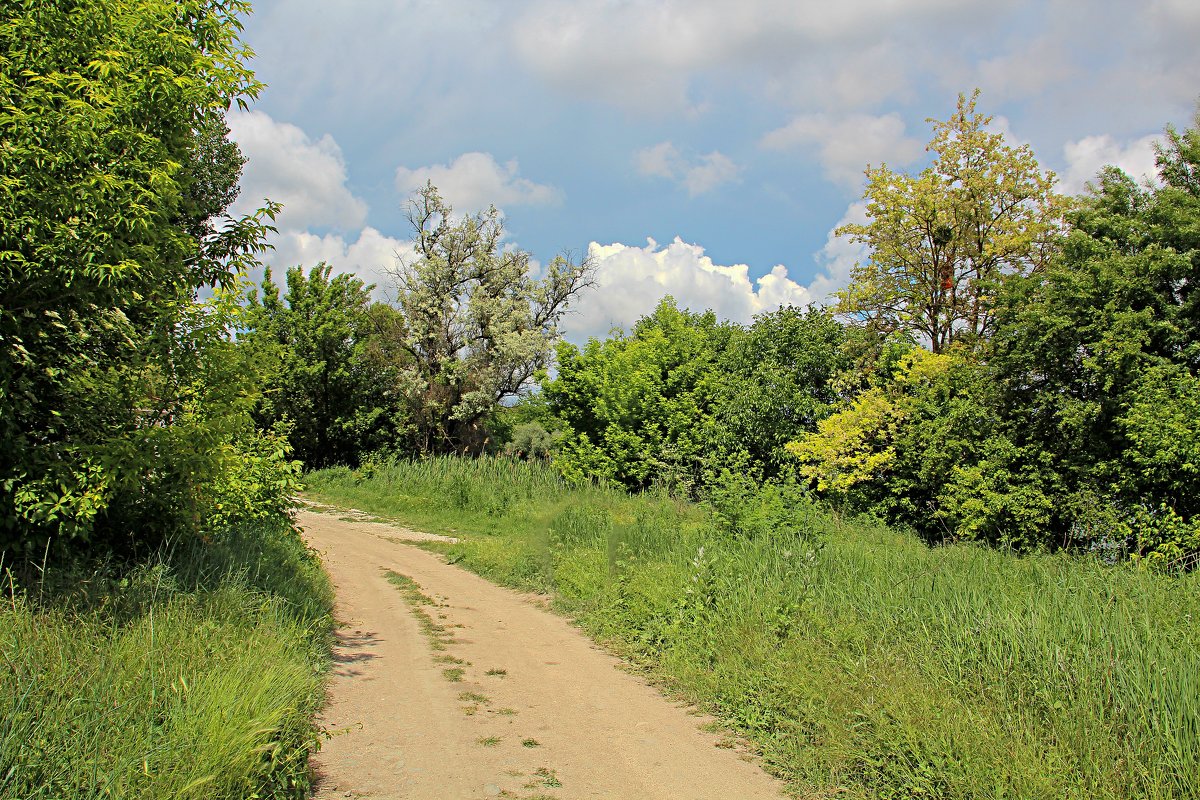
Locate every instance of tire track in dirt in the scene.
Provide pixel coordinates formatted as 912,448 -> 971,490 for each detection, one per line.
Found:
301,508 -> 785,800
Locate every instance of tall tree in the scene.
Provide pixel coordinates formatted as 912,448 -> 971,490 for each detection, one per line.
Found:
391,184 -> 593,453
0,0 -> 277,554
836,90 -> 1064,352
244,264 -> 409,468
987,115 -> 1200,562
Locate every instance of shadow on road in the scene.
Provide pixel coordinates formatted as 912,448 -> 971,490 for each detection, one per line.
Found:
330,626 -> 381,677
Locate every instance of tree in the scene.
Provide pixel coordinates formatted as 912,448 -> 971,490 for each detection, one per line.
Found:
986,114 -> 1200,562
0,0 -> 283,555
836,91 -> 1064,353
707,305 -> 847,481
546,298 -> 734,492
391,183 -> 593,453
244,263 -> 410,468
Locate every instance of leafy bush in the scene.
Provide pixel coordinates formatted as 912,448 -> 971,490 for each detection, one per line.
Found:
504,422 -> 562,459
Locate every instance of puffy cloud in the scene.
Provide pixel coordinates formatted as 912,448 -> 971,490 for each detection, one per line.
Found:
262,227 -> 416,299
227,110 -> 367,232
394,152 -> 563,214
1060,134 -> 1161,195
634,142 -> 739,196
559,199 -> 871,343
760,113 -> 924,189
562,237 -> 812,341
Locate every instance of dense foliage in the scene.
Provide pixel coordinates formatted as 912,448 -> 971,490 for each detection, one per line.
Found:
1,6 -> 334,799
795,113 -> 1200,563
0,0 -> 296,557
537,105 -> 1200,566
546,299 -> 845,493
238,185 -> 594,463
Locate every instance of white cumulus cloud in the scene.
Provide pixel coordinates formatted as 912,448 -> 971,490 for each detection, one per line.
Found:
760,113 -> 924,189
227,110 -> 368,232
395,152 -> 563,214
1060,134 -> 1161,195
634,142 -> 739,196
261,227 -> 417,300
562,237 -> 811,342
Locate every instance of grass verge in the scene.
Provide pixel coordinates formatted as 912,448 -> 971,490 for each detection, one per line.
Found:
0,518 -> 333,800
307,456 -> 1200,799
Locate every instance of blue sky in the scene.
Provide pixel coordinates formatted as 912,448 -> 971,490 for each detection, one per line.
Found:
229,0 -> 1199,341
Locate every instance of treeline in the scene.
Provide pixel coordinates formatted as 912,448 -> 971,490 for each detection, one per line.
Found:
261,96 -> 1200,567
544,98 -> 1200,566
238,185 -> 591,470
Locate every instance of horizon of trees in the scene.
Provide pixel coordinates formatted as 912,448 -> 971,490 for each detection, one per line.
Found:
246,98 -> 1200,567
2,0 -> 1196,570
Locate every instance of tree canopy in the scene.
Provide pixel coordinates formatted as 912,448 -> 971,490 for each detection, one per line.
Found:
391,184 -> 593,453
244,264 -> 409,468
836,91 -> 1064,352
0,0 -> 288,555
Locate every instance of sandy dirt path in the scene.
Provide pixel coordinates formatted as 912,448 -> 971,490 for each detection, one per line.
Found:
299,508 -> 786,800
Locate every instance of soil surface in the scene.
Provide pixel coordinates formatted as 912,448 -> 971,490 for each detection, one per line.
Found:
299,507 -> 786,800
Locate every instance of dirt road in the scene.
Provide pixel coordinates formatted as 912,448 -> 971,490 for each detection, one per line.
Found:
299,508 -> 786,800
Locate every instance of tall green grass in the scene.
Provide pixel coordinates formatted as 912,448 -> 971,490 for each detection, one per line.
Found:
308,456 -> 1200,799
0,520 -> 333,800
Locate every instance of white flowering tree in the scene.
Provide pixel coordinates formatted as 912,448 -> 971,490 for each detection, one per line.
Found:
391,183 -> 594,453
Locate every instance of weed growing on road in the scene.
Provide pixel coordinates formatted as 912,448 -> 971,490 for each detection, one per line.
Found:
442,667 -> 465,682
529,768 -> 561,789
485,667 -> 508,677
477,736 -> 502,747
459,691 -> 490,705
384,570 -> 456,652
521,738 -> 540,748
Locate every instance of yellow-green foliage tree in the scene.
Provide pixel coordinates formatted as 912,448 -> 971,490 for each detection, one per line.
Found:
836,91 -> 1064,353
786,349 -> 948,499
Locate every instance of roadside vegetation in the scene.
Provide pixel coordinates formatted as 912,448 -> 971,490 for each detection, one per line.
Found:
285,99 -> 1200,568
308,456 -> 1200,799
0,521 -> 332,799
1,2 -> 332,796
